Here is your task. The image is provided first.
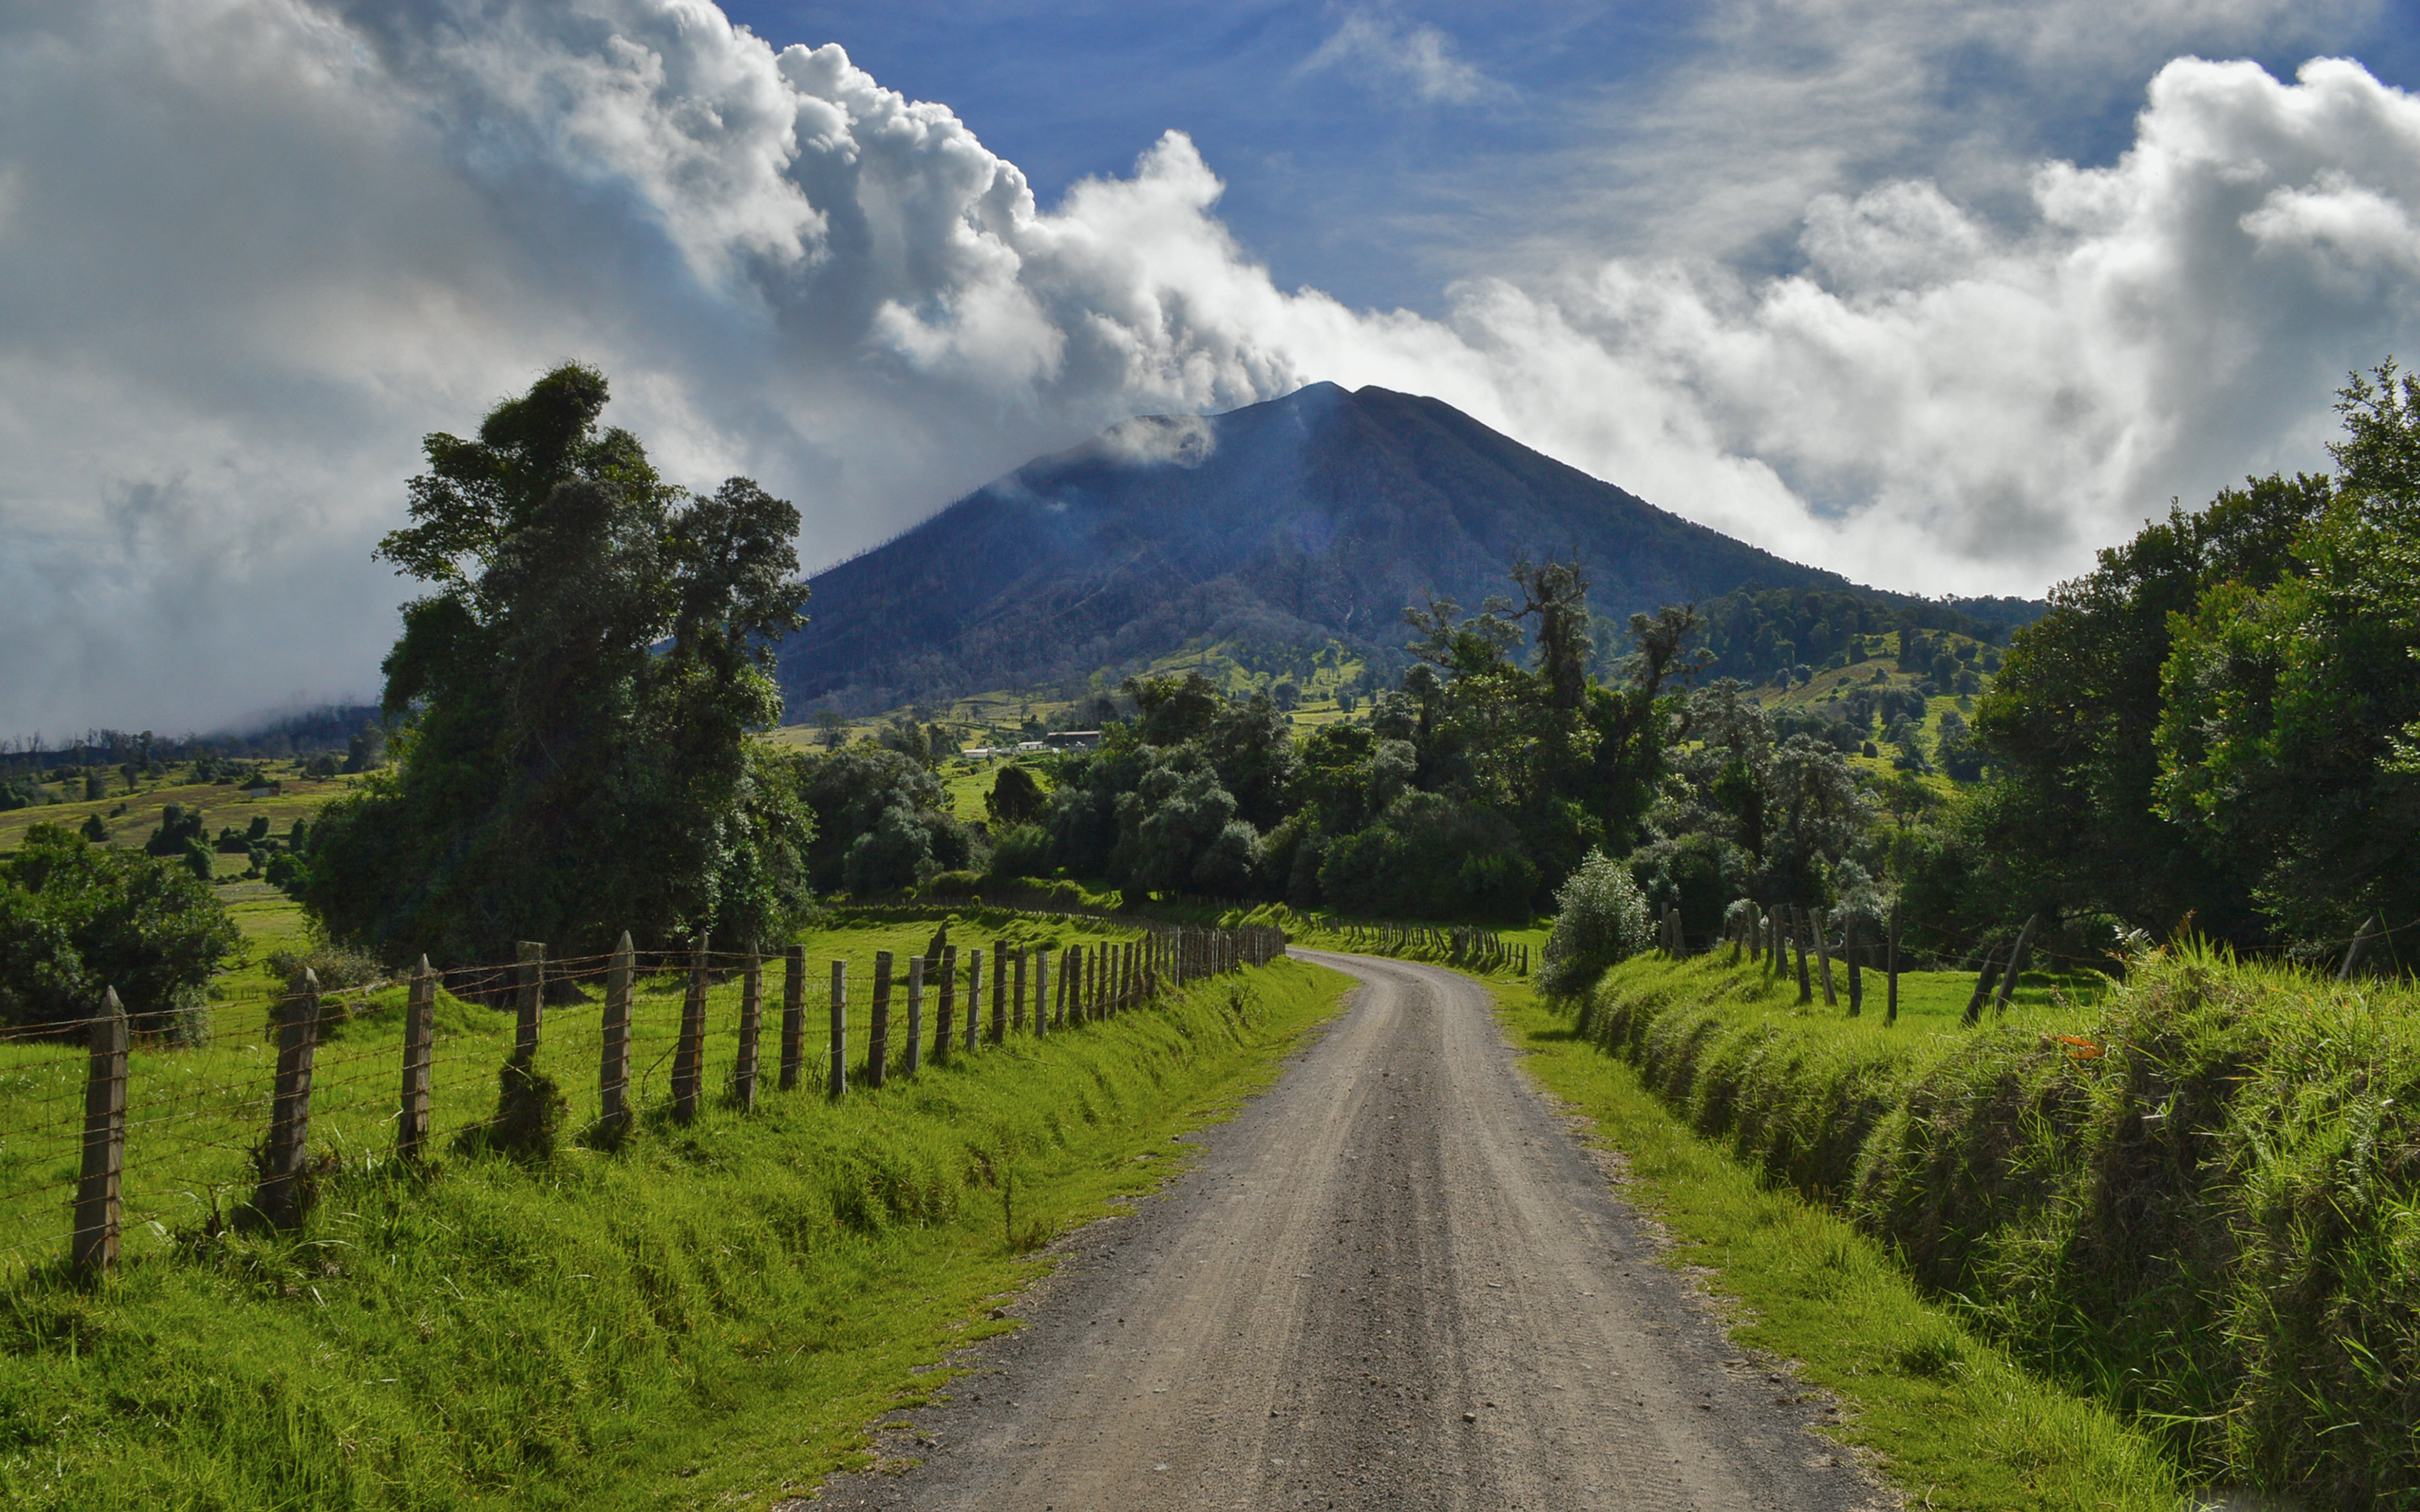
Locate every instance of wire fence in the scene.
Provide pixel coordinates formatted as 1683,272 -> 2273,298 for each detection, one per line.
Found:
0,918 -> 1286,1281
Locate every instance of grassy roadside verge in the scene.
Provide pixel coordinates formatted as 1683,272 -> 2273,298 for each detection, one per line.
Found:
1486,972 -> 2189,1511
0,953 -> 1353,1510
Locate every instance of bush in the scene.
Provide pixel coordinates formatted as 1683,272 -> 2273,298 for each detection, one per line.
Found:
986,822 -> 1052,879
1539,848 -> 1651,999
0,824 -> 237,1037
264,942 -> 387,991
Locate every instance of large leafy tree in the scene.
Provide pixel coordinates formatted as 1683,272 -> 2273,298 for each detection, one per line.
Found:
2154,364 -> 2420,945
1970,470 -> 2330,943
303,365 -> 814,967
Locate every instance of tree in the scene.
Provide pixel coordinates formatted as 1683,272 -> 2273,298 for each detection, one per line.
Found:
812,709 -> 849,749
797,744 -> 971,894
1971,470 -> 2329,944
2153,363 -> 2420,944
302,365 -> 815,968
986,763 -> 1048,827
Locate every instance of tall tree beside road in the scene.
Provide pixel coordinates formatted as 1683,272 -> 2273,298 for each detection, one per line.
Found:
302,365 -> 814,968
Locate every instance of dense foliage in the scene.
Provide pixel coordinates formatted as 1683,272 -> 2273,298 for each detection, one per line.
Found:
302,365 -> 815,968
1942,363 -> 2420,958
945,558 -> 1691,921
1685,585 -> 2012,689
0,824 -> 236,1036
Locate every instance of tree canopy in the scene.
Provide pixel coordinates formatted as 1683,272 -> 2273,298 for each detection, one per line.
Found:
301,365 -> 814,968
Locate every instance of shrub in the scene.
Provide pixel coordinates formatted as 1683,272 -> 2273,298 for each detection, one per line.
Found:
1539,848 -> 1651,999
0,824 -> 237,1037
986,822 -> 1052,879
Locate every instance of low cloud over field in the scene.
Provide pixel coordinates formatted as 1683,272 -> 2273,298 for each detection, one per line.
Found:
5,0 -> 2420,732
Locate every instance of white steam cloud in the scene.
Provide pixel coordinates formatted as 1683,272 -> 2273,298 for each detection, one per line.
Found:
3,0 -> 2419,733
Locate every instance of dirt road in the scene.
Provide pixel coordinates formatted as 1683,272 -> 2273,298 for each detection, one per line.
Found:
805,951 -> 1888,1511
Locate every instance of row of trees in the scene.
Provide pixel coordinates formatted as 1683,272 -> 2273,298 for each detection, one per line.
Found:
248,358 -> 2414,990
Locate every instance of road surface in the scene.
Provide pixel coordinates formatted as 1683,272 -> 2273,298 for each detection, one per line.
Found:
803,950 -> 1889,1511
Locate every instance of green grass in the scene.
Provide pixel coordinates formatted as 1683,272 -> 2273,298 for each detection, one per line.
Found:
0,911 -> 1183,1273
1492,971 -> 2186,1510
0,934 -> 1351,1509
0,769 -> 362,856
1559,943 -> 2420,1509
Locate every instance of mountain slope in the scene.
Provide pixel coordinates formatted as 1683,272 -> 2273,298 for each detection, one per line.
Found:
777,382 -> 1896,711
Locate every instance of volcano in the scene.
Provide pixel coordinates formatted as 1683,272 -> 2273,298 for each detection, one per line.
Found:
776,382 -> 1862,712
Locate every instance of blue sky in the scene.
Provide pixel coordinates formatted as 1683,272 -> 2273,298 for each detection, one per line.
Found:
9,0 -> 2420,732
722,1 -> 2420,309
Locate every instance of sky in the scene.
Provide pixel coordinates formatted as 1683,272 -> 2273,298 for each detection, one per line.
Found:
6,0 -> 2420,738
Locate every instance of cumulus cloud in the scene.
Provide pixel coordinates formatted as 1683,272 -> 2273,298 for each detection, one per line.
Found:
1295,9 -> 1497,105
3,0 -> 2420,735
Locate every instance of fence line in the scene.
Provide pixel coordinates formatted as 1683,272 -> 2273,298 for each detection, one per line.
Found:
1325,920 -> 1528,977
1,916 -> 1288,1281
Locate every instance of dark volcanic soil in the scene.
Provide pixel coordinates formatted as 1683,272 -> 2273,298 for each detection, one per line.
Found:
802,951 -> 1892,1511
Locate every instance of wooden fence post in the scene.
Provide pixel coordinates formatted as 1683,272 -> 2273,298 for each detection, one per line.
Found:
1013,948 -> 1028,1033
1962,943 -> 2004,1028
867,952 -> 892,1088
992,946 -> 1007,1043
1794,908 -> 1814,1004
953,943 -> 972,1049
1813,907 -> 1838,1006
780,945 -> 805,1092
600,935 -> 632,1133
1060,944 -> 1076,1027
905,955 -> 924,1075
515,941 -> 545,1061
732,949 -> 762,1110
828,960 -> 848,1098
1886,904 -> 1901,1027
1034,948 -> 1050,1038
932,947 -> 954,1065
401,957 -> 435,1157
72,986 -> 129,1274
2341,916 -> 2378,981
672,934 -> 708,1121
1992,913 -> 2040,1015
1844,919 -> 1862,1018
255,968 -> 321,1228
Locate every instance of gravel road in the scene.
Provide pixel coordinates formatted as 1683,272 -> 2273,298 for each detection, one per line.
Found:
803,950 -> 1891,1511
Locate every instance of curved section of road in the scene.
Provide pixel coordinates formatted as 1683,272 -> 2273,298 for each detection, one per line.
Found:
808,951 -> 1887,1511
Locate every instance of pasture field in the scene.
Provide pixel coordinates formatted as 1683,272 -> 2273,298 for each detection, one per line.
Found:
0,768 -> 360,863
0,915 -> 1349,1510
0,909 -> 1171,1276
